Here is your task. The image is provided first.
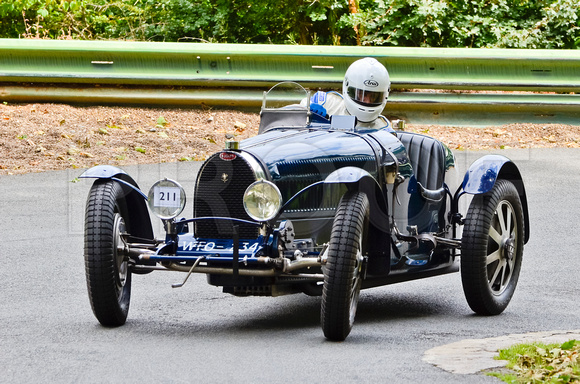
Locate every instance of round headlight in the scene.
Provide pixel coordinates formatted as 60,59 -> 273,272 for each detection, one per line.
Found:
147,179 -> 186,220
243,180 -> 282,222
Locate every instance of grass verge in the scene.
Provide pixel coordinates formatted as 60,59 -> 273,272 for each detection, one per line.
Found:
489,340 -> 580,383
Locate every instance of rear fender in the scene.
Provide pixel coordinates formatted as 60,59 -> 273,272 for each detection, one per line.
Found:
460,155 -> 529,243
80,165 -> 154,240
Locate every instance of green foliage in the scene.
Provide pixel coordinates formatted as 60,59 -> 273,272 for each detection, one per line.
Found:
0,0 -> 578,48
357,0 -> 580,48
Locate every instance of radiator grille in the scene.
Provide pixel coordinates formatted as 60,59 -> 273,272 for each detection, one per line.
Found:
194,152 -> 258,239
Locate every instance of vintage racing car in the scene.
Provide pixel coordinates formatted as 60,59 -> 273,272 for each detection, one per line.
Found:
81,82 -> 529,341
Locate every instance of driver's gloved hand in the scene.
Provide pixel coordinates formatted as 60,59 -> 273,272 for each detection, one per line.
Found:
310,103 -> 328,119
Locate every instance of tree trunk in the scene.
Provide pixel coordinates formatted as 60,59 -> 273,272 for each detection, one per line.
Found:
348,0 -> 360,45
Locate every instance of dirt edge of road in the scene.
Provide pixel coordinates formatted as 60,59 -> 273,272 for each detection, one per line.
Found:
2,103 -> 580,175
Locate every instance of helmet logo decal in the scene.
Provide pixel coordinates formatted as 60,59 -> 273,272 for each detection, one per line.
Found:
364,80 -> 379,87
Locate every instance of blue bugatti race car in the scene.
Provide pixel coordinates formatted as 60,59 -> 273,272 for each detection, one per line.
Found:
81,82 -> 529,341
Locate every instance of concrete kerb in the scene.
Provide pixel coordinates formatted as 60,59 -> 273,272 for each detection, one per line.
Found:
423,330 -> 580,375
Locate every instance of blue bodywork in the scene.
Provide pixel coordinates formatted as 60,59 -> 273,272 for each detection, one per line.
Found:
80,164 -> 146,198
460,155 -> 530,242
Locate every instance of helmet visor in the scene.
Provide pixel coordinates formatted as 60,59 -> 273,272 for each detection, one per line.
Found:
347,86 -> 385,107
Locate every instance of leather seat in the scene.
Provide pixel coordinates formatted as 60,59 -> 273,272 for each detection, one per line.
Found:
397,131 -> 446,193
397,131 -> 448,234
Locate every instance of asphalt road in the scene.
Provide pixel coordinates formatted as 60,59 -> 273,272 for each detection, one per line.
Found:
1,148 -> 579,383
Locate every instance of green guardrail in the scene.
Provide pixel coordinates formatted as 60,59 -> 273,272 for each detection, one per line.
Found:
1,39 -> 579,125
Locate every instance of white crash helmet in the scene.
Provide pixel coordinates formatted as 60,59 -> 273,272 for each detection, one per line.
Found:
342,57 -> 390,123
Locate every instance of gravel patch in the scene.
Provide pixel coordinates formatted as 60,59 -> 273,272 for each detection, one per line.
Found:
2,103 -> 579,175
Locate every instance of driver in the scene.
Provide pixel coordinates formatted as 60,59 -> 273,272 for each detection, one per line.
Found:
309,57 -> 393,132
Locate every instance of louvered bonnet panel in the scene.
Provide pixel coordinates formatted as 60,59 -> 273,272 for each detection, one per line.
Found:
274,155 -> 377,212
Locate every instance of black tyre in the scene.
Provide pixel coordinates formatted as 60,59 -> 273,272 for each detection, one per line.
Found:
321,191 -> 368,341
84,180 -> 132,326
461,179 -> 524,315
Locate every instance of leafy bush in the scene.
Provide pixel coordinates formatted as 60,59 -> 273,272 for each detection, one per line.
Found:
0,0 -> 578,48
362,0 -> 580,48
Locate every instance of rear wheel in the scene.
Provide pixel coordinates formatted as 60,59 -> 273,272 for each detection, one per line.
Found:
321,191 -> 368,341
461,179 -> 524,315
84,181 -> 132,326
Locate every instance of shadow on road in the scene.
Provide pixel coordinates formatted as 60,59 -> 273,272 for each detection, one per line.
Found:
116,288 -> 463,338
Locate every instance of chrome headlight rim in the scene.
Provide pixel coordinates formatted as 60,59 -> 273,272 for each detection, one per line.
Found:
147,178 -> 186,220
243,179 -> 283,222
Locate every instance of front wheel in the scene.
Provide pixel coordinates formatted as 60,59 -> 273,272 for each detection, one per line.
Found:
84,180 -> 132,326
461,179 -> 524,315
321,191 -> 368,341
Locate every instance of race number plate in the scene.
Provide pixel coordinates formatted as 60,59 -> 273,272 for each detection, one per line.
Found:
147,179 -> 186,219
153,186 -> 182,208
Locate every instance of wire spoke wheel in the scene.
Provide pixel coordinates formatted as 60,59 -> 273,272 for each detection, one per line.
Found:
321,191 -> 368,341
461,179 -> 524,315
84,180 -> 132,326
487,200 -> 517,295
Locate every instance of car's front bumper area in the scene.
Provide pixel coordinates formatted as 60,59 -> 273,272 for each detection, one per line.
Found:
130,221 -> 325,288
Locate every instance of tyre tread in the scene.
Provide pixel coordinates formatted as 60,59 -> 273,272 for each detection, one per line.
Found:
321,192 -> 369,341
84,181 -> 131,326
